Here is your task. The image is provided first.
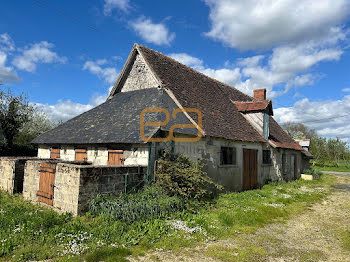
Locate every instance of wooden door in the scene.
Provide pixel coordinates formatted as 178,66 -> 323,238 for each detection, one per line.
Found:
50,148 -> 60,159
291,154 -> 297,179
37,162 -> 56,206
243,149 -> 258,190
75,148 -> 87,162
108,150 -> 124,166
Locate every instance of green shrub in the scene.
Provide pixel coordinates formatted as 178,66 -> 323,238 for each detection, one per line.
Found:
89,185 -> 185,223
302,169 -> 322,178
156,151 -> 222,200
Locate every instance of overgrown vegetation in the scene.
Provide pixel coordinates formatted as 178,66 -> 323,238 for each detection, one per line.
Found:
283,122 -> 350,170
302,169 -> 323,178
156,151 -> 222,200
0,174 -> 337,261
0,89 -> 56,156
89,185 -> 185,223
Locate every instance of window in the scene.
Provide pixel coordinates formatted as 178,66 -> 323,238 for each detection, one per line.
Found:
282,153 -> 287,174
75,148 -> 87,162
262,150 -> 272,164
50,147 -> 60,159
220,147 -> 236,165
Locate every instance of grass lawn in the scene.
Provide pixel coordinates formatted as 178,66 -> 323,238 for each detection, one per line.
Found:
0,175 -> 336,262
311,160 -> 350,172
313,165 -> 350,172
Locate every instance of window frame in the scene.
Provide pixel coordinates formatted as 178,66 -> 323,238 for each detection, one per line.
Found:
220,146 -> 236,166
262,149 -> 272,165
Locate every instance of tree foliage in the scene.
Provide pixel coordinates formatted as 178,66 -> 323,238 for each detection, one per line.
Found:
282,122 -> 350,167
282,122 -> 317,140
0,89 -> 55,155
156,151 -> 222,200
0,90 -> 34,148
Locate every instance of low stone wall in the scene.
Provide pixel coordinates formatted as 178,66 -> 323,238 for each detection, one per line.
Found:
22,160 -> 146,216
0,157 -> 39,194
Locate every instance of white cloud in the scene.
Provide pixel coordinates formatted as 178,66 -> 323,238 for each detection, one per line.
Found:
0,51 -> 20,83
169,40 -> 343,98
83,59 -> 118,84
169,53 -> 204,68
130,17 -> 175,46
0,33 -> 15,52
12,41 -> 67,72
342,88 -> 350,92
103,0 -> 130,15
204,0 -> 349,50
169,52 -> 243,88
274,96 -> 350,143
35,90 -> 109,122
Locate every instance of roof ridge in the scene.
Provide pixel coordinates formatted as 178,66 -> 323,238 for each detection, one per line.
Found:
137,44 -> 253,101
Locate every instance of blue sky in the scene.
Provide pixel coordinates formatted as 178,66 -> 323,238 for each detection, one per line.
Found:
1,0 -> 350,142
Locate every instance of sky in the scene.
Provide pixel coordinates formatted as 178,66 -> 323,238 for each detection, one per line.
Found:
1,0 -> 350,142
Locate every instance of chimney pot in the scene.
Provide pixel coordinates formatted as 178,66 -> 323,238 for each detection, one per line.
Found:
253,89 -> 266,101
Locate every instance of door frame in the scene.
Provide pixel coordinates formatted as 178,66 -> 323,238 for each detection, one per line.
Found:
242,148 -> 258,190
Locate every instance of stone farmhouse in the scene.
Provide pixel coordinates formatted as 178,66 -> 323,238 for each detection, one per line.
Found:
31,43 -> 312,192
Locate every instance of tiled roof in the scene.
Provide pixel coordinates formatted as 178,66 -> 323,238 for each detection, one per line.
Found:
136,45 -> 266,143
234,100 -> 272,113
33,44 -> 304,152
32,88 -> 195,144
136,45 -> 301,150
268,117 -> 304,151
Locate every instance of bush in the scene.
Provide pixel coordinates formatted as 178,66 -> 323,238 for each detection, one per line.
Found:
89,185 -> 185,223
302,169 -> 322,178
156,151 -> 222,200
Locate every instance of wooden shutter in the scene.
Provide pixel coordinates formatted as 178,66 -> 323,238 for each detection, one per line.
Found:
37,162 -> 56,206
50,148 -> 60,159
108,150 -> 124,166
75,148 -> 87,162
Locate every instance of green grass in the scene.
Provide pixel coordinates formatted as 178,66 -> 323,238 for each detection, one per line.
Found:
0,175 -> 337,261
341,230 -> 350,251
313,165 -> 350,172
312,160 -> 350,172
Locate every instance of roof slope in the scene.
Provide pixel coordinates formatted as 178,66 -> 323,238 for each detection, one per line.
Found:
136,45 -> 266,143
135,45 -> 302,150
269,117 -> 304,151
32,88 -> 194,145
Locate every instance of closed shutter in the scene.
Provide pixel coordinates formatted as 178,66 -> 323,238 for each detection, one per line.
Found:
75,148 -> 87,162
108,150 -> 124,166
50,148 -> 60,159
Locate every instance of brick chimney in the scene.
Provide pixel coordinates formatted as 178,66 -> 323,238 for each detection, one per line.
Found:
253,89 -> 266,101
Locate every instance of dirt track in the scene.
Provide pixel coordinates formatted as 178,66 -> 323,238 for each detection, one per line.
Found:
132,176 -> 350,262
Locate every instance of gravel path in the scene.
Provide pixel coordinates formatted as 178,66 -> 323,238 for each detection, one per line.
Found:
321,171 -> 350,177
131,176 -> 350,262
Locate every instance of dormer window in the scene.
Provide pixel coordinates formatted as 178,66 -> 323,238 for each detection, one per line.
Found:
263,113 -> 269,139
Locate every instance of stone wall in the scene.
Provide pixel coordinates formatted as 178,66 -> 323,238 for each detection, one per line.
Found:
22,160 -> 146,216
120,52 -> 159,93
156,136 -> 303,191
0,157 -> 37,194
0,158 -> 16,193
23,160 -> 45,201
77,166 -> 146,214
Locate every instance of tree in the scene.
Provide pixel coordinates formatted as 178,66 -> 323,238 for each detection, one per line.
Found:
15,110 -> 55,145
0,90 -> 34,148
282,122 -> 317,140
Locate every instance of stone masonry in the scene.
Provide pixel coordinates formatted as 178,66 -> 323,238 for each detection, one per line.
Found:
0,157 -> 39,194
22,160 -> 146,216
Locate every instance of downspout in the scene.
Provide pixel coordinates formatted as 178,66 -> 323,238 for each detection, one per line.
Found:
146,142 -> 152,184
